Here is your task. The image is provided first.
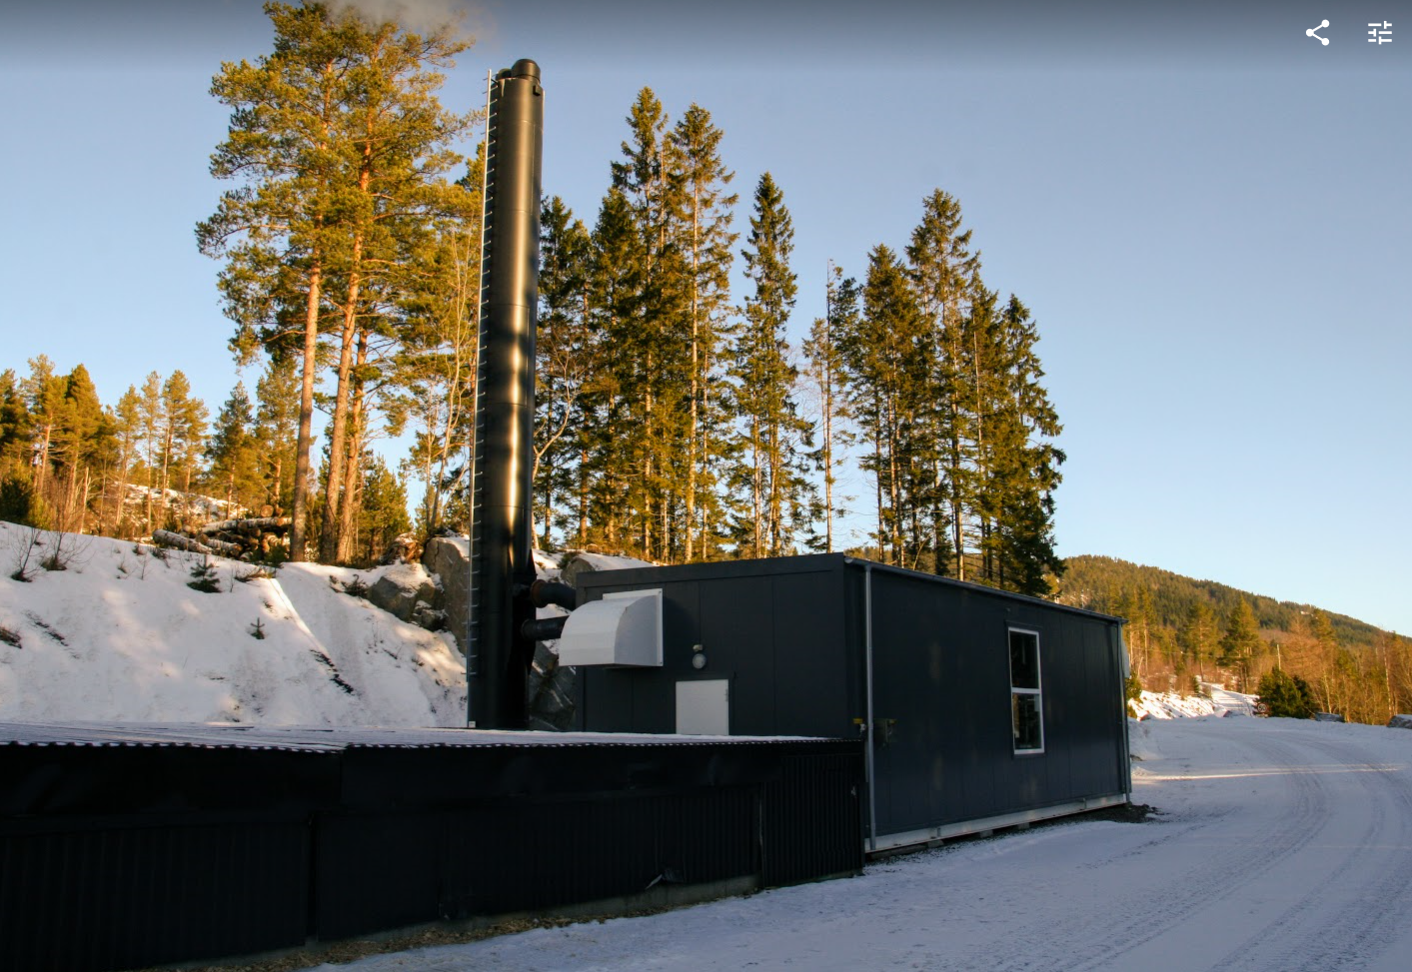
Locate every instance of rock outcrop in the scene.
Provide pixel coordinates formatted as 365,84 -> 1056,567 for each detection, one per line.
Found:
366,563 -> 439,624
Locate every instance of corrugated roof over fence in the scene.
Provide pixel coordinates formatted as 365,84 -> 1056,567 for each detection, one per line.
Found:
0,721 -> 828,752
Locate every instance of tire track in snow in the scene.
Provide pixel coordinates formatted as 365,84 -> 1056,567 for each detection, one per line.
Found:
1211,731 -> 1412,972
973,731 -> 1331,972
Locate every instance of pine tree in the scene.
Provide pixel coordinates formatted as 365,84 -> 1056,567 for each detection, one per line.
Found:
110,385 -> 143,535
199,2 -> 471,562
51,364 -> 105,474
21,356 -> 65,501
158,371 -> 208,529
314,14 -> 470,563
199,2 -> 365,559
394,151 -> 482,536
135,372 -> 163,535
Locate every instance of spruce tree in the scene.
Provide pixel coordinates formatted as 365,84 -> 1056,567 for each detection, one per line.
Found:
534,195 -> 594,548
249,355 -> 300,518
1178,601 -> 1217,682
733,172 -> 811,557
582,187 -> 645,554
0,370 -> 30,478
1219,598 -> 1264,692
906,190 -> 980,577
608,89 -> 691,559
669,104 -> 736,560
802,265 -> 858,553
843,246 -> 930,566
205,382 -> 262,511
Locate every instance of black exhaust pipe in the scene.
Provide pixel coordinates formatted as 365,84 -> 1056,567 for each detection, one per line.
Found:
468,59 -> 544,729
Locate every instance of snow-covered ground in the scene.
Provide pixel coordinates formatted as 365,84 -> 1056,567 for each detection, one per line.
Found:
1130,687 -> 1257,720
305,717 -> 1412,972
0,522 -> 465,725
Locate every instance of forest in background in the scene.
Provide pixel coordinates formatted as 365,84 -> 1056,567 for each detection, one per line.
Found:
0,2 -> 1065,598
1059,556 -> 1411,726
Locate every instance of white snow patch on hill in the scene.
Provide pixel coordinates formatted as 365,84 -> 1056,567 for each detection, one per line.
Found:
0,521 -> 465,725
1129,690 -> 1221,720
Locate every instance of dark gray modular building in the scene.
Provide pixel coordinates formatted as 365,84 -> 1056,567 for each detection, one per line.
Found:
565,553 -> 1131,853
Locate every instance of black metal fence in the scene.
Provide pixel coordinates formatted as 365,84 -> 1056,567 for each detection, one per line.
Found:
0,726 -> 862,972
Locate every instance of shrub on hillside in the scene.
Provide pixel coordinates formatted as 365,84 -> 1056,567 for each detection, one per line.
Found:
1256,669 -> 1317,719
0,476 -> 49,529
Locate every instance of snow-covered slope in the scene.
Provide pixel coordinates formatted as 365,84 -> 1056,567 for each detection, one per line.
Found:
0,521 -> 465,725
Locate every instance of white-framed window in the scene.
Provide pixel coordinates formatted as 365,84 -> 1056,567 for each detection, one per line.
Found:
1009,628 -> 1044,753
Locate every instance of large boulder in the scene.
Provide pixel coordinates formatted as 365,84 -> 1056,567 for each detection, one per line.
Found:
366,562 -> 439,623
1389,714 -> 1412,730
423,536 -> 470,646
560,551 -> 654,587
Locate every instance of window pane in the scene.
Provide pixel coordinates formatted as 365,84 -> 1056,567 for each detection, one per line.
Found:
1010,630 -> 1039,689
1013,692 -> 1042,750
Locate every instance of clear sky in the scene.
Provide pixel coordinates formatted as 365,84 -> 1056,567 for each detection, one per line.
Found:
2,1 -> 1409,633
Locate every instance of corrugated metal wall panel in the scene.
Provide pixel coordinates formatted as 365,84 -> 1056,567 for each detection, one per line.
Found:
2,735 -> 861,971
0,817 -> 308,972
762,752 -> 864,886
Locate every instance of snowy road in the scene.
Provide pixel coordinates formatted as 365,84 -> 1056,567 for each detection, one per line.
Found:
306,718 -> 1412,972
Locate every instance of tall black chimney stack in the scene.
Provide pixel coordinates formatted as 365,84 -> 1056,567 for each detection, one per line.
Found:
468,59 -> 543,729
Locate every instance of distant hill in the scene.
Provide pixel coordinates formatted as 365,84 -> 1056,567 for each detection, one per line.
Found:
1055,555 -> 1384,648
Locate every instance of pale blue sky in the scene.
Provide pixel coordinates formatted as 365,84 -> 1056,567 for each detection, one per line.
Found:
1,1 -> 1409,633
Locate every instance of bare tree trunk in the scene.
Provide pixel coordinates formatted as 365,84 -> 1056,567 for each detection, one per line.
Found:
289,259 -> 322,562
335,328 -> 368,564
320,243 -> 363,563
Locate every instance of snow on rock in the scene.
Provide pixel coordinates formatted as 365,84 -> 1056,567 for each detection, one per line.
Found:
1388,714 -> 1412,730
422,536 -> 469,647
560,551 -> 654,586
366,562 -> 438,622
0,521 -> 465,726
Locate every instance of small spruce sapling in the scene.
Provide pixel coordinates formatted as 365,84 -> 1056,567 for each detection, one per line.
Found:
249,619 -> 266,640
187,557 -> 222,593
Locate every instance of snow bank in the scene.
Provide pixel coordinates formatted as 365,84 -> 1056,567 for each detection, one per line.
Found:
1128,690 -> 1221,720
0,522 -> 465,726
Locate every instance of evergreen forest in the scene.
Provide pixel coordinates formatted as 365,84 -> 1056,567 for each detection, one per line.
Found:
0,2 -> 1065,598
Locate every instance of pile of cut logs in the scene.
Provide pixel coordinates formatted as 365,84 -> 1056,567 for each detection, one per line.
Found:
153,517 -> 291,560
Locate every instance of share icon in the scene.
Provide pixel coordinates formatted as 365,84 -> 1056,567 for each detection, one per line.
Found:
1307,20 -> 1330,45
